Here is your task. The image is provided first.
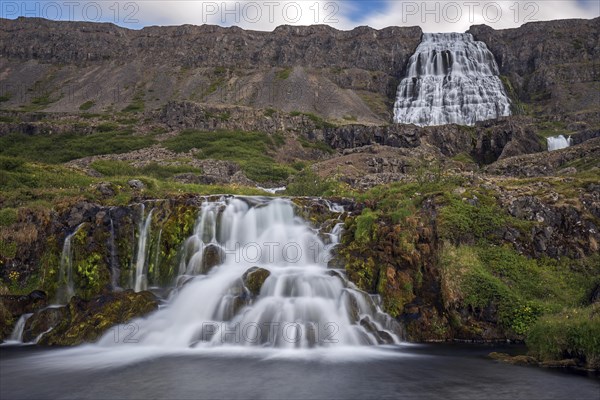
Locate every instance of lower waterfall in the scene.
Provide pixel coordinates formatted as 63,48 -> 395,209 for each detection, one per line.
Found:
98,197 -> 402,349
547,135 -> 572,151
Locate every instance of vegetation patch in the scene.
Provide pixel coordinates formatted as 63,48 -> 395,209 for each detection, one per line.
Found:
527,305 -> 600,369
163,130 -> 291,183
276,68 -> 292,80
0,130 -> 156,164
79,100 -> 95,111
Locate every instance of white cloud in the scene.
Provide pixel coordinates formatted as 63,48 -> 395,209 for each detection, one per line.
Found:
129,0 -> 599,32
359,1 -> 599,33
5,0 -> 597,32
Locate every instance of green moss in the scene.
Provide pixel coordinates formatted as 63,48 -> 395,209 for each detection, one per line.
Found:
0,239 -> 17,259
75,253 -> 105,299
354,208 -> 378,244
79,100 -> 95,111
438,194 -> 506,242
0,208 -> 18,227
276,68 -> 292,80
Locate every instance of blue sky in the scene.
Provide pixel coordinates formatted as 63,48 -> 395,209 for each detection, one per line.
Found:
2,1 -> 599,32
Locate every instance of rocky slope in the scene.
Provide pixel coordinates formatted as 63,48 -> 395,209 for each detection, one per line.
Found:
0,17 -> 422,123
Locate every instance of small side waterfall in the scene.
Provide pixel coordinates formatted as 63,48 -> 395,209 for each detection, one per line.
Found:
547,135 -> 573,151
8,313 -> 33,343
393,32 -> 511,127
55,224 -> 84,304
99,197 -> 402,349
134,206 -> 154,292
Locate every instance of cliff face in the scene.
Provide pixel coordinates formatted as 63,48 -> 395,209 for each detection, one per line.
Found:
469,18 -> 600,119
0,17 -> 422,123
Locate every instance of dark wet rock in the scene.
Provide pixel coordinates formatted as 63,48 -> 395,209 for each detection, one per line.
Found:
200,244 -> 223,274
38,290 -> 158,346
22,306 -> 67,343
0,290 -> 48,318
0,291 -> 48,340
242,267 -> 271,297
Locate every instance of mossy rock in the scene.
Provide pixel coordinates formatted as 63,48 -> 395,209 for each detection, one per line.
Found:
242,267 -> 271,296
38,290 -> 158,346
0,300 -> 14,340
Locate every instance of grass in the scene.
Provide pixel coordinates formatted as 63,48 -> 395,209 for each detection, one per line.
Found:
526,305 -> 600,369
0,130 -> 156,164
0,155 -> 266,209
122,91 -> 145,113
285,169 -> 339,197
79,101 -> 95,111
297,137 -> 334,154
91,160 -> 202,180
276,68 -> 292,80
289,111 -> 335,129
0,208 -> 18,227
440,244 -> 598,336
163,130 -> 292,183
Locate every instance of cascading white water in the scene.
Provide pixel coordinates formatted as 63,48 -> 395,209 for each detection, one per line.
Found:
547,135 -> 572,151
99,197 -> 401,349
55,224 -> 84,304
393,33 -> 511,127
134,206 -> 154,292
7,313 -> 32,343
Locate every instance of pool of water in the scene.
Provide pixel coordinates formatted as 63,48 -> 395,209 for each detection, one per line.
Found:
1,344 -> 598,400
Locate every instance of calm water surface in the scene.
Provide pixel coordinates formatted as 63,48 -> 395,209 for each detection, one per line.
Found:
1,343 -> 598,400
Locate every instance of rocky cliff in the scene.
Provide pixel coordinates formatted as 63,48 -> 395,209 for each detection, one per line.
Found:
0,17 -> 422,123
469,18 -> 600,120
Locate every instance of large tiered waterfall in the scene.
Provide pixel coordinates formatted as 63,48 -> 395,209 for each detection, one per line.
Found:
98,197 -> 401,349
393,33 -> 511,127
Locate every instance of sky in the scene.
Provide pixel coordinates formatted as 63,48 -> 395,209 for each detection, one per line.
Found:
1,0 -> 599,32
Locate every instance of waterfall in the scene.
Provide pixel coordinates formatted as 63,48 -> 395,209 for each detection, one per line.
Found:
98,197 -> 402,349
547,135 -> 573,151
55,224 -> 84,304
7,313 -> 33,343
393,32 -> 511,127
134,206 -> 154,292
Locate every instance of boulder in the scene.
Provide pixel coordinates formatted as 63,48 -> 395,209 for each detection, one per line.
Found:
128,179 -> 145,190
242,267 -> 271,297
